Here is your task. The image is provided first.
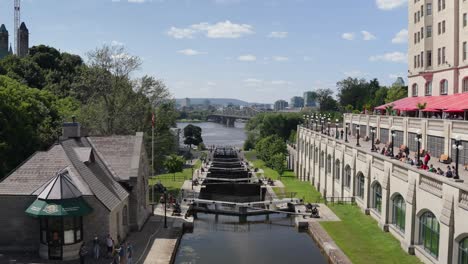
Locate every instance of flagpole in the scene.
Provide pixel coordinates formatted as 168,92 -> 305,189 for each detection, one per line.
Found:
152,113 -> 155,178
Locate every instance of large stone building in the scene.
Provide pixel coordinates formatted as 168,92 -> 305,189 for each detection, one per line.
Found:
0,122 -> 151,260
0,24 -> 12,59
408,0 -> 468,97
17,22 -> 29,57
290,114 -> 468,264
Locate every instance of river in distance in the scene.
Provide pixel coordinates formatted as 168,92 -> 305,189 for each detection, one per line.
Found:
174,121 -> 326,264
176,121 -> 247,148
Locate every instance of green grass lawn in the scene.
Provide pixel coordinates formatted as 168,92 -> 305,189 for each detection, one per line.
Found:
321,205 -> 422,264
244,151 -> 421,264
148,160 -> 201,202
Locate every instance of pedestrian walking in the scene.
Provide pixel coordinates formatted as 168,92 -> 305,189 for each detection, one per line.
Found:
106,234 -> 114,258
79,243 -> 88,264
119,242 -> 127,264
93,234 -> 100,259
127,243 -> 134,264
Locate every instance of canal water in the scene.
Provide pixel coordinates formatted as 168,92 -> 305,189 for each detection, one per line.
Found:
174,122 -> 327,264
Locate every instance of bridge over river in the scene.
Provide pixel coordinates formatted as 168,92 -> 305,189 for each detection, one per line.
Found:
207,107 -> 263,126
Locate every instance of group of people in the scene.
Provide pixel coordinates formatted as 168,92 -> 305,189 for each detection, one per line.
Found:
79,234 -> 134,264
375,143 -> 460,179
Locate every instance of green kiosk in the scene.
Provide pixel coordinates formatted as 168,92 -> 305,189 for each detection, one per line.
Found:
25,168 -> 92,260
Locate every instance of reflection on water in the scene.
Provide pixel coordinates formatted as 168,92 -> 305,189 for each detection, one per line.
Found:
176,122 -> 247,148
175,214 -> 326,264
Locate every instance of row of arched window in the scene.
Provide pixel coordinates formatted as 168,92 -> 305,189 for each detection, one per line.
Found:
412,78 -> 468,96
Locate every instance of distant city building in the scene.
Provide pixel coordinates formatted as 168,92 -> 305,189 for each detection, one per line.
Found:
251,103 -> 272,111
17,22 -> 29,57
0,24 -> 12,59
274,100 -> 288,111
290,96 -> 304,108
303,91 -> 318,108
181,98 -> 191,108
392,77 -> 405,87
0,22 -> 29,59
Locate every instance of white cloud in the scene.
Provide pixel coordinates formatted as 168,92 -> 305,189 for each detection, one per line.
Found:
237,54 -> 257,61
376,0 -> 407,10
361,30 -> 376,40
243,78 -> 263,86
168,20 -> 254,39
369,52 -> 407,63
268,31 -> 288,38
342,32 -> 355,41
177,49 -> 205,56
271,80 -> 292,85
167,27 -> 196,39
111,40 -> 125,46
272,56 -> 289,62
128,0 -> 146,3
392,29 -> 408,44
207,81 -> 217,86
303,56 -> 312,62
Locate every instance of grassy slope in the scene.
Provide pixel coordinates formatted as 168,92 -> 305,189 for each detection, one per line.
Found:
244,150 -> 421,264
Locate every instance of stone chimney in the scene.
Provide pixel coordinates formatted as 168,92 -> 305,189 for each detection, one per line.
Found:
61,116 -> 88,139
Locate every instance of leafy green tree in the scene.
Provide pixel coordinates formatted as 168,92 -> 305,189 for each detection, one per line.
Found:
315,88 -> 339,112
0,76 -> 77,178
183,124 -> 203,149
271,153 -> 286,178
385,85 -> 408,103
163,154 -> 185,181
255,135 -> 287,167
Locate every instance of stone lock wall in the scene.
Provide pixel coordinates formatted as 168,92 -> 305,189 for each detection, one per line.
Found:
293,124 -> 468,264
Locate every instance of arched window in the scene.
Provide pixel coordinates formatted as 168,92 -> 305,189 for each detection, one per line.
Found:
327,155 -> 332,173
463,77 -> 468,93
392,194 -> 406,232
459,237 -> 468,264
344,165 -> 351,188
320,151 -> 325,168
419,211 -> 439,258
372,183 -> 382,213
123,205 -> 128,226
440,79 -> 448,95
335,159 -> 340,181
356,173 -> 365,199
425,81 -> 432,95
412,84 -> 418,97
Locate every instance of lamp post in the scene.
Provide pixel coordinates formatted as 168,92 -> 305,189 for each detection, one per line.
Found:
453,135 -> 463,179
356,125 -> 361,147
191,166 -> 194,190
415,129 -> 422,166
315,117 -> 318,131
164,191 -> 168,228
370,127 -> 376,152
335,119 -> 339,139
327,118 -> 331,136
321,117 -> 324,134
390,129 -> 396,157
303,114 -> 307,128
345,123 -> 349,143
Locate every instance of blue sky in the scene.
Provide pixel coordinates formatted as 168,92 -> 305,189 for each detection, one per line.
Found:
0,0 -> 409,103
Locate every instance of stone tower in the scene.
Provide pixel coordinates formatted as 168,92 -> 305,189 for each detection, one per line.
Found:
0,24 -> 8,59
17,22 -> 29,57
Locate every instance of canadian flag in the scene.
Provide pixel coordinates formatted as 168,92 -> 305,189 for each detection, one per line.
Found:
152,113 -> 155,128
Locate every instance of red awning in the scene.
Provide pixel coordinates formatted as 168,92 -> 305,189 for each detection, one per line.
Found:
375,93 -> 468,112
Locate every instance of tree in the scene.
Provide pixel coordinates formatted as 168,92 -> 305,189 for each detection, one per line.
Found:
0,76 -> 78,178
385,85 -> 407,103
271,153 -> 286,179
385,104 -> 395,116
315,88 -> 338,112
255,135 -> 287,167
183,124 -> 203,149
163,154 -> 185,181
417,102 -> 427,118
